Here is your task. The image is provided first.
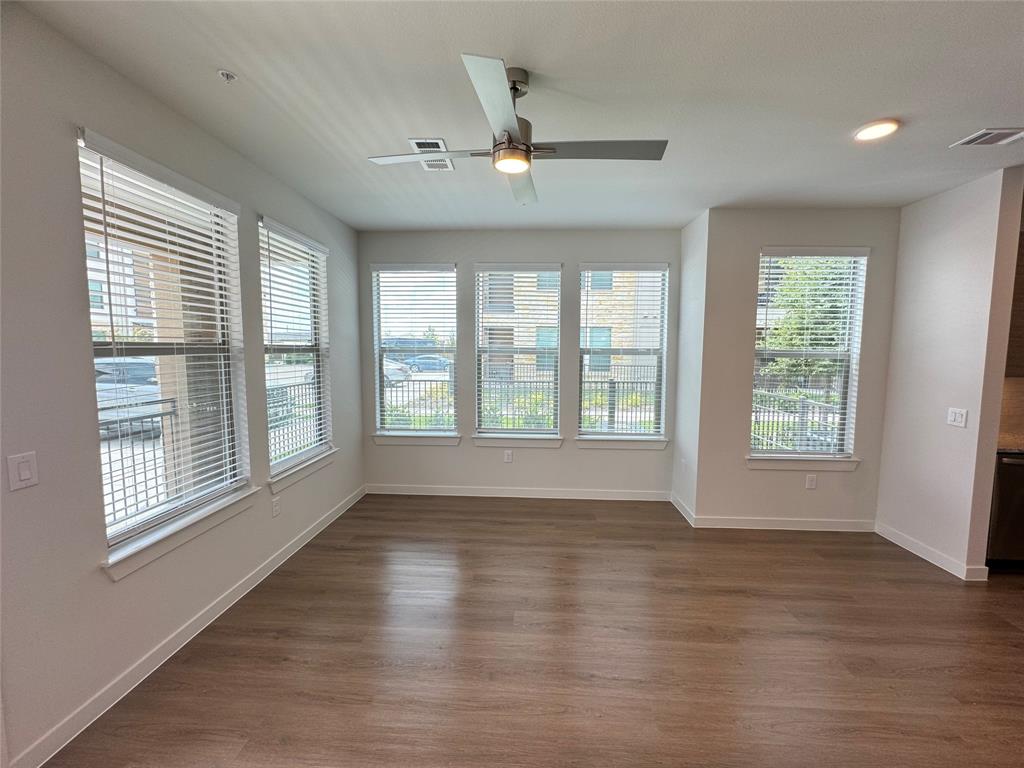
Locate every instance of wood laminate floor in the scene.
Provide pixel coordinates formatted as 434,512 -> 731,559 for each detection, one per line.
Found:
46,495 -> 1024,767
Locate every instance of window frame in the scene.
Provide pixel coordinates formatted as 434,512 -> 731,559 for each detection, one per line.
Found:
370,264 -> 458,435
578,265 -> 669,438
748,246 -> 869,459
259,216 -> 333,476
475,264 -> 562,436
78,129 -> 247,547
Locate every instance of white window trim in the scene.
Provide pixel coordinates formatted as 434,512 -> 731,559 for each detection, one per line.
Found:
78,127 -> 240,215
372,433 -> 462,446
103,485 -> 259,581
260,217 -> 332,472
746,455 -> 861,471
749,246 -> 869,459
575,436 -> 669,450
268,446 -> 337,493
474,265 -> 562,438
472,434 -> 563,448
371,265 -> 458,436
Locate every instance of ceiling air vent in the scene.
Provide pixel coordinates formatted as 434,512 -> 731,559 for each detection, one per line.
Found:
950,128 -> 1024,148
408,138 -> 453,171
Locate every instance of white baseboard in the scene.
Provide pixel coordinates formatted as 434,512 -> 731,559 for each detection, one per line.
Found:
670,493 -> 696,526
874,521 -> 987,581
669,493 -> 871,531
12,485 -> 367,768
364,484 -> 669,501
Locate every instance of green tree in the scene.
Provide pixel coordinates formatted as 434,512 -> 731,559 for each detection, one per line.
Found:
759,258 -> 854,383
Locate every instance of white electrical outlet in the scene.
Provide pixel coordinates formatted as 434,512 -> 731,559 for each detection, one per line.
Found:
503,450 -> 513,463
272,496 -> 282,517
805,474 -> 817,490
7,451 -> 38,491
947,408 -> 968,428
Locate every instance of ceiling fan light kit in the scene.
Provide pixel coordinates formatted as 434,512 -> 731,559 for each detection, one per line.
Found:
368,53 -> 668,204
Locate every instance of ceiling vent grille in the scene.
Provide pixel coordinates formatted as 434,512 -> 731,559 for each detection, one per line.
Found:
408,138 -> 454,171
950,129 -> 1024,148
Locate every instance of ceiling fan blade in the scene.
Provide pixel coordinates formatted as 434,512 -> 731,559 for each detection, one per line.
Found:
507,170 -> 537,205
532,140 -> 668,161
369,149 -> 489,166
461,54 -> 521,143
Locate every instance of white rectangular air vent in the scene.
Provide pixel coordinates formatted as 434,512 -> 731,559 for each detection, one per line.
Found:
950,128 -> 1024,148
408,138 -> 453,171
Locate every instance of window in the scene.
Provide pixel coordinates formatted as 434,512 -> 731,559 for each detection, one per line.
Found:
581,327 -> 611,372
372,267 -> 456,432
476,266 -> 560,434
579,266 -> 668,436
259,217 -> 330,472
750,248 -> 867,456
587,271 -> 613,291
79,142 -> 244,544
483,272 -> 515,312
87,280 -> 105,309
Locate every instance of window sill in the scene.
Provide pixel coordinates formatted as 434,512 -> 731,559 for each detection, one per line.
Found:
575,436 -> 668,450
103,485 -> 260,582
269,447 -> 337,494
745,455 -> 861,471
472,434 -> 563,448
372,433 -> 461,446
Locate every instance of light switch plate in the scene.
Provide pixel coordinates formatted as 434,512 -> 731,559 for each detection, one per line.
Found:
7,451 -> 38,490
947,408 -> 968,428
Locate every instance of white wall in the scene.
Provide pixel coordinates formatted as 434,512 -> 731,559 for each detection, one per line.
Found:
671,214 -> 709,512
359,230 -> 680,498
0,6 -> 363,766
674,208 -> 901,529
876,168 -> 1024,580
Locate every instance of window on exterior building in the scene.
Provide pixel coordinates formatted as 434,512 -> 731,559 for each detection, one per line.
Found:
476,266 -> 561,434
579,266 -> 668,436
87,280 -> 105,309
750,248 -> 867,456
79,139 -> 245,545
259,217 -> 331,472
371,266 -> 457,433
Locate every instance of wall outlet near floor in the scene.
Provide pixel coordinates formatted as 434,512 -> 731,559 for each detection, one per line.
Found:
503,450 -> 513,463
805,474 -> 817,490
272,496 -> 282,517
947,407 -> 968,428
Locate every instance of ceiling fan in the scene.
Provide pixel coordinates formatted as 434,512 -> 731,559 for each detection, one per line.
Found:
368,54 -> 668,205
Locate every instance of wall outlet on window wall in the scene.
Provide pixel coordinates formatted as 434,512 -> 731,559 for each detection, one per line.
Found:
503,450 -> 513,463
272,496 -> 282,517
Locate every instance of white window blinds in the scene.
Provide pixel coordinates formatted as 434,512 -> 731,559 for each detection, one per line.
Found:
750,249 -> 867,456
260,218 -> 331,472
579,267 -> 668,436
79,144 -> 245,544
475,266 -> 561,434
372,267 -> 457,432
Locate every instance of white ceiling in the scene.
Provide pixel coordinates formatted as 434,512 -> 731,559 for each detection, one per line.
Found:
25,1 -> 1024,230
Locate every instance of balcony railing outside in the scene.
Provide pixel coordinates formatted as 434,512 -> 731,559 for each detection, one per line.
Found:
478,358 -> 558,433
579,349 -> 663,435
751,389 -> 841,453
268,380 -> 322,463
98,397 -> 178,532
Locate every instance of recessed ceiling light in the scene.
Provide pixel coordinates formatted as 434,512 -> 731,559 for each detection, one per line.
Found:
854,119 -> 901,142
217,69 -> 238,84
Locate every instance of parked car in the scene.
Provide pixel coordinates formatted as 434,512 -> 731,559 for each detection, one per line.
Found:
380,337 -> 435,362
94,358 -> 157,385
383,358 -> 411,385
403,354 -> 451,373
95,374 -> 166,438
